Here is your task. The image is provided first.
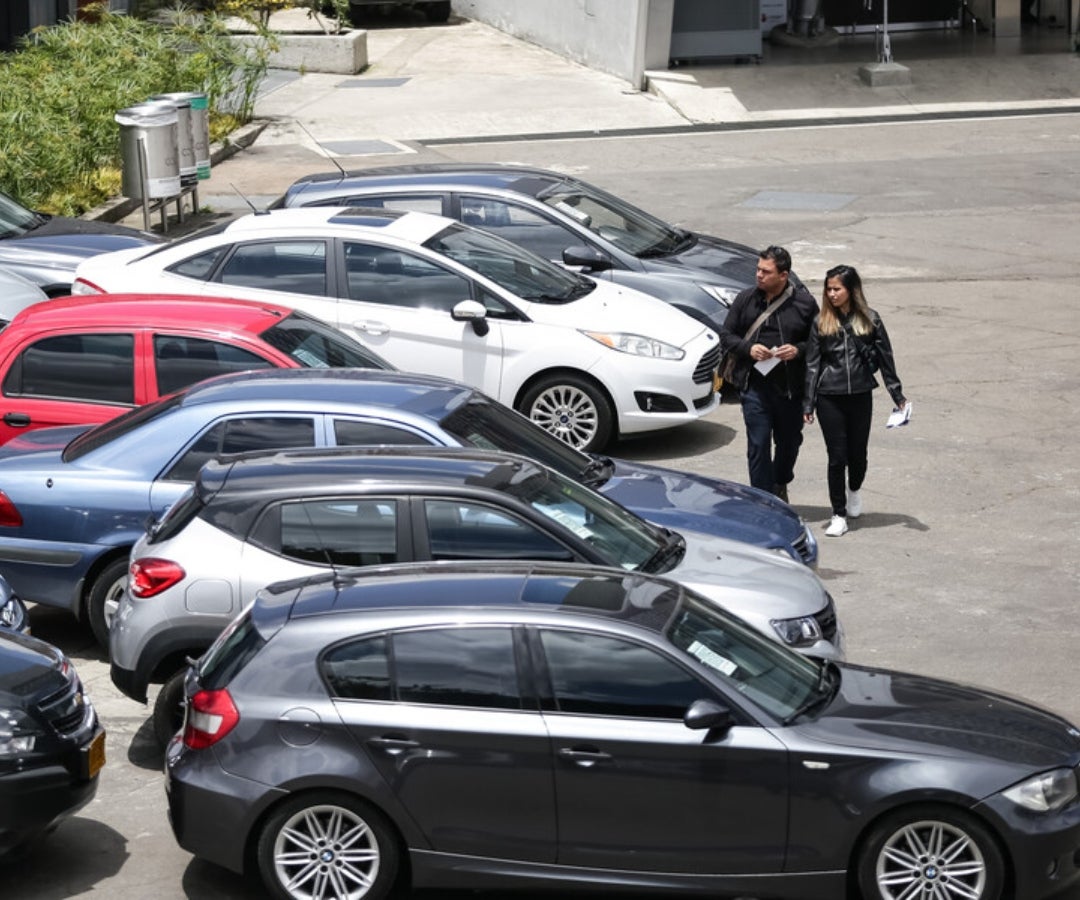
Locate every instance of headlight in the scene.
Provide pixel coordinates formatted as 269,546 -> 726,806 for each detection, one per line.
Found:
770,615 -> 824,647
1003,768 -> 1078,812
581,331 -> 685,360
699,284 -> 740,306
0,708 -> 36,756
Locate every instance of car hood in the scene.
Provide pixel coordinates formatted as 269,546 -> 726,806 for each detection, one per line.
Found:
0,424 -> 91,461
641,232 -> 759,284
0,216 -> 158,270
602,458 -> 804,551
521,279 -> 710,346
0,630 -> 66,699
805,663 -> 1080,768
668,529 -> 826,622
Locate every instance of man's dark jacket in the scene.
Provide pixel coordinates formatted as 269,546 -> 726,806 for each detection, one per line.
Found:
719,282 -> 819,398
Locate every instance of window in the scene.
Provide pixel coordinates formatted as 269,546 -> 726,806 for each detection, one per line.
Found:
395,628 -> 521,709
459,195 -> 579,263
3,333 -> 134,404
216,241 -> 327,297
168,246 -> 228,280
163,416 -> 316,481
340,194 -> 444,216
154,335 -> 273,396
323,636 -> 391,700
540,630 -> 708,719
278,498 -> 398,567
260,313 -> 392,370
343,241 -> 472,312
334,419 -> 435,446
424,499 -> 574,562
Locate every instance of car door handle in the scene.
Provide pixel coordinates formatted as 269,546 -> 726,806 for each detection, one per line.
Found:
352,319 -> 390,336
558,746 -> 612,767
367,735 -> 420,756
2,413 -> 30,428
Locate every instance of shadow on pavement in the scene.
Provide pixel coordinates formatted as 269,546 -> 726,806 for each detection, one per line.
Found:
3,817 -> 128,898
608,416 -> 736,461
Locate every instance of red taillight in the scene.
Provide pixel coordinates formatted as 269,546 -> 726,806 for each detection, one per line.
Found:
129,558 -> 186,598
0,491 -> 23,528
183,688 -> 239,750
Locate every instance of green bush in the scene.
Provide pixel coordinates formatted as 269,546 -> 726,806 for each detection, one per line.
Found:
0,8 -> 273,215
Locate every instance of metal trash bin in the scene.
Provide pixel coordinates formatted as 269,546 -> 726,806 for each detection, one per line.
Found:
115,101 -> 181,200
149,93 -> 197,186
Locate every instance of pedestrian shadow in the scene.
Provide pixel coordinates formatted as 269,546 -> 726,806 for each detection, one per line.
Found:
793,505 -> 930,533
2,817 -> 127,898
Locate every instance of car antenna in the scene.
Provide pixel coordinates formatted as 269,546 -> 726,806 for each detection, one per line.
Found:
294,119 -> 347,182
230,183 -> 270,216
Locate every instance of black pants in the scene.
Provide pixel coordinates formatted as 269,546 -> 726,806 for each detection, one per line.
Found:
815,392 -> 872,516
740,382 -> 805,493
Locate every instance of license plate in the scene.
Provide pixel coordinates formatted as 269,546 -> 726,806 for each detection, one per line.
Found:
82,729 -> 106,780
713,368 -> 722,392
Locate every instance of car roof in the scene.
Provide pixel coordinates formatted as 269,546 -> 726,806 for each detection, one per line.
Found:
5,293 -> 295,334
286,163 -> 564,200
222,206 -> 455,244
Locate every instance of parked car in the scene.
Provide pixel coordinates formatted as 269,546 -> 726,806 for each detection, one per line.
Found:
0,189 -> 158,297
0,575 -> 29,634
115,444 -> 839,744
71,206 -> 721,451
0,628 -> 104,858
0,293 -> 391,445
166,559 -> 1080,900
279,163 -> 766,333
0,266 -> 48,328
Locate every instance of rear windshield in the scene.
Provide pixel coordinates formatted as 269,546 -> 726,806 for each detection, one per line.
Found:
260,312 -> 393,370
146,486 -> 204,545
197,609 -> 266,690
62,392 -> 184,462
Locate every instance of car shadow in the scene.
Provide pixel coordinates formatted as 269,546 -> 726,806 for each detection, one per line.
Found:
608,417 -> 737,461
2,817 -> 128,898
26,603 -> 103,662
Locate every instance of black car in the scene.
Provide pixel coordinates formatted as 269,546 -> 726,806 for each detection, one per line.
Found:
280,163 -> 765,333
168,560 -> 1080,900
0,190 -> 159,297
0,629 -> 105,857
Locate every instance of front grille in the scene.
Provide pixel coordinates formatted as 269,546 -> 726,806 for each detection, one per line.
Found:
791,530 -> 814,565
37,677 -> 91,738
693,345 -> 721,384
815,595 -> 839,644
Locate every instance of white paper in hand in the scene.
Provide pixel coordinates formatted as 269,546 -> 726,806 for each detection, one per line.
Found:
886,402 -> 912,428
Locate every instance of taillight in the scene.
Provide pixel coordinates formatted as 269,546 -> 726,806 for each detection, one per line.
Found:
71,278 -> 104,295
129,557 -> 185,598
0,491 -> 23,528
183,688 -> 239,750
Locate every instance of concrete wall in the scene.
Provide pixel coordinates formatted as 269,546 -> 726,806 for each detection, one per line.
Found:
453,0 -> 654,87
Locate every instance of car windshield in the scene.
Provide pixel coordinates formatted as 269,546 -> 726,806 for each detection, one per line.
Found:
425,222 -> 594,303
538,182 -> 692,259
0,192 -> 44,238
666,594 -> 825,721
498,463 -> 664,569
260,312 -> 394,370
62,392 -> 183,462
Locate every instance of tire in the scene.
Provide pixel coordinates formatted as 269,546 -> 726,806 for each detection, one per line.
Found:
422,1 -> 451,22
856,805 -> 1004,900
257,792 -> 400,900
87,557 -> 130,650
519,373 -> 614,452
152,669 -> 187,749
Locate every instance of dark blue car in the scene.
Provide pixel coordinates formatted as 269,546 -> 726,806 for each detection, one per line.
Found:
0,368 -> 814,647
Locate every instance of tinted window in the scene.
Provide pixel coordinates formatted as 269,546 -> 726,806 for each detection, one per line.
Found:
154,335 -> 273,395
323,635 -> 391,700
334,419 -> 434,446
460,195 -> 579,262
278,498 -> 398,566
260,313 -> 393,370
164,416 -> 317,481
168,246 -> 228,280
424,499 -> 574,562
217,241 -> 327,297
336,195 -> 444,215
343,241 -> 472,312
394,628 -> 520,709
4,333 -> 134,404
540,629 -> 707,719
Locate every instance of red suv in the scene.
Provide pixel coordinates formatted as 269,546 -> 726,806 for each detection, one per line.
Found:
0,294 -> 390,445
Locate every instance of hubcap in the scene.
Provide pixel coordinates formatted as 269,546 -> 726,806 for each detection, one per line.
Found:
102,574 -> 127,631
876,819 -> 987,899
273,803 -> 380,900
529,384 -> 599,449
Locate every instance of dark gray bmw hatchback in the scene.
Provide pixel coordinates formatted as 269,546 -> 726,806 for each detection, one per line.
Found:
166,562 -> 1080,900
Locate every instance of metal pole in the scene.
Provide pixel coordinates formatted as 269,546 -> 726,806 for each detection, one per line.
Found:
881,0 -> 893,63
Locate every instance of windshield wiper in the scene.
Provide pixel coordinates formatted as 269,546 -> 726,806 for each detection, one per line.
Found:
579,455 -> 614,488
782,660 -> 839,725
639,529 -> 686,574
639,228 -> 696,259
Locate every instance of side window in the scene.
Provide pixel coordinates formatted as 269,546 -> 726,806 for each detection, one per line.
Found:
167,247 -> 228,280
154,335 -> 274,396
279,498 -> 398,566
342,194 -> 444,216
343,242 -> 472,312
424,499 -> 574,562
459,195 -> 578,262
540,629 -> 709,719
333,419 -> 435,447
394,628 -> 521,709
323,636 -> 391,701
3,333 -> 134,404
163,416 -> 317,482
215,241 -> 327,297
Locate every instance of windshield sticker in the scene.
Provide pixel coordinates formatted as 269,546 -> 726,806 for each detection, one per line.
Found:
291,348 -> 328,368
687,640 -> 737,676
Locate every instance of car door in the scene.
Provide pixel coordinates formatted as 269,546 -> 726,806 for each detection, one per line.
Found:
322,625 -> 557,862
415,498 -> 578,563
533,627 -> 789,874
338,240 -> 505,398
150,333 -> 278,398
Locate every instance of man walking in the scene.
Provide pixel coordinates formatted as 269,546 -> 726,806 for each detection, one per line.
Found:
719,246 -> 818,500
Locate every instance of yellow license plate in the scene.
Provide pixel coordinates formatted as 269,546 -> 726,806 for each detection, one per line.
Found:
713,368 -> 722,393
83,729 -> 106,779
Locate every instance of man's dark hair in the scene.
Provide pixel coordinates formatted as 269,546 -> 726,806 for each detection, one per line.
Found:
759,245 -> 792,274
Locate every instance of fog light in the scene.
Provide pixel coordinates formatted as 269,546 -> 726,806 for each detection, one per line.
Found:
634,392 -> 687,413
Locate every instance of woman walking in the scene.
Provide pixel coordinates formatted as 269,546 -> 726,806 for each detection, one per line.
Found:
803,265 -> 907,537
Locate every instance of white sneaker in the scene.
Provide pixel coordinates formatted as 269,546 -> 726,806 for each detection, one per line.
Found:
847,489 -> 863,519
825,515 -> 848,537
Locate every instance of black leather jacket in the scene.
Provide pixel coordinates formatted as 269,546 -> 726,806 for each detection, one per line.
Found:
803,309 -> 906,414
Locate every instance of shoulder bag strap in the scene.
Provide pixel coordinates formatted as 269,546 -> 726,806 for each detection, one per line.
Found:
742,286 -> 793,342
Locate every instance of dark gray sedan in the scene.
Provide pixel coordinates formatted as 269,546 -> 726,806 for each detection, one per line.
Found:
167,561 -> 1080,900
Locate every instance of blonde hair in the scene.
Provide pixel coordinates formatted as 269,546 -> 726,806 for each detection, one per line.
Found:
818,264 -> 874,337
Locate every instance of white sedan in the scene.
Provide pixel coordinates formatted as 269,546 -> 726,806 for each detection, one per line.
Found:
72,207 -> 720,451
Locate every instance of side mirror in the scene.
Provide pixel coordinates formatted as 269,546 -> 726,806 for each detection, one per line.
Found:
451,299 -> 490,337
684,698 -> 734,733
563,245 -> 613,273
